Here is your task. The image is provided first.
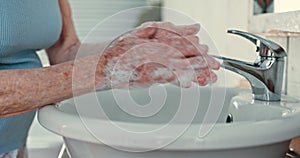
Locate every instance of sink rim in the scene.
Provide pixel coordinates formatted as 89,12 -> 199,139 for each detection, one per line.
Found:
38,87 -> 300,151
38,105 -> 300,151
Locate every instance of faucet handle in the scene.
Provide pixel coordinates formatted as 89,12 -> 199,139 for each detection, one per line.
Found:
227,30 -> 287,58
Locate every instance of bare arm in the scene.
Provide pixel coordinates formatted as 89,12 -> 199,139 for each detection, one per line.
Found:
45,0 -> 80,64
0,0 -> 107,117
0,55 -> 104,117
0,21 -> 219,117
46,0 -> 109,64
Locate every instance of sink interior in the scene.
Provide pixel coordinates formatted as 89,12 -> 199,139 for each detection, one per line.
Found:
38,84 -> 300,154
59,85 -> 235,124
57,84 -> 298,125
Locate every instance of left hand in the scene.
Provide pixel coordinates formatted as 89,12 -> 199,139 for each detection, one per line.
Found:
96,22 -> 220,88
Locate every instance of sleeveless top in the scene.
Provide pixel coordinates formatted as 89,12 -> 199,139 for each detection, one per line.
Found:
0,0 -> 62,153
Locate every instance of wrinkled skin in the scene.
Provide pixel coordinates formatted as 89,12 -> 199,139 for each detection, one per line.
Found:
97,22 -> 220,88
0,22 -> 220,117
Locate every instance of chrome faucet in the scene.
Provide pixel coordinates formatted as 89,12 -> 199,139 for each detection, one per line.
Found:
212,30 -> 287,101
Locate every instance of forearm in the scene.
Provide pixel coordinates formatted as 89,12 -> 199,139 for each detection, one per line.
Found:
58,0 -> 77,41
0,55 -> 105,117
47,0 -> 111,64
46,0 -> 80,65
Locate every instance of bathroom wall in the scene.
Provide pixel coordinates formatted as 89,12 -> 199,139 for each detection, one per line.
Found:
38,0 -> 300,97
274,0 -> 300,13
68,0 -> 147,41
249,3 -> 300,98
39,0 -> 254,87
267,35 -> 300,97
287,36 -> 300,97
38,0 -> 148,66
163,0 -> 255,87
260,35 -> 299,97
164,0 -> 300,97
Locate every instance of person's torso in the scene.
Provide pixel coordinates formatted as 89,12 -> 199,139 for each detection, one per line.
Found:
0,0 -> 62,64
0,0 -> 62,154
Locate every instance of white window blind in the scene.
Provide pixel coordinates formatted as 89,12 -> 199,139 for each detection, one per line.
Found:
69,0 -> 148,42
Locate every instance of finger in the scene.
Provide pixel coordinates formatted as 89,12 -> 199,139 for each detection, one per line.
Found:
188,55 -> 220,70
154,22 -> 178,38
120,42 -> 182,64
201,68 -> 217,83
134,64 -> 176,84
170,56 -> 213,70
113,37 -> 211,68
138,63 -> 197,87
184,36 -> 209,56
185,56 -> 209,69
155,34 -> 210,57
157,36 -> 201,57
197,44 -> 209,55
106,36 -> 150,57
146,22 -> 176,36
206,70 -> 218,83
132,27 -> 157,38
132,21 -> 160,38
183,36 -> 210,56
154,22 -> 200,37
169,69 -> 195,88
175,23 -> 200,36
133,22 -> 201,38
142,56 -> 206,71
185,35 -> 199,45
173,42 -> 218,70
194,68 -> 218,85
205,55 -> 220,70
110,43 -> 192,71
194,72 -> 208,86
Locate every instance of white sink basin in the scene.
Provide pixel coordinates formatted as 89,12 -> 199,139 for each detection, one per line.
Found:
38,84 -> 300,158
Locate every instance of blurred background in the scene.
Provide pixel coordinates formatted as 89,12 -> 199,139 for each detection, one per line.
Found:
38,0 -> 300,95
31,0 -> 300,157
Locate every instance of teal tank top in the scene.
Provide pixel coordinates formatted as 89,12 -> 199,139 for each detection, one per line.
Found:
0,0 -> 62,153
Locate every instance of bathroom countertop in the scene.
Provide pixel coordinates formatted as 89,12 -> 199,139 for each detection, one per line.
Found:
249,10 -> 300,34
257,30 -> 300,37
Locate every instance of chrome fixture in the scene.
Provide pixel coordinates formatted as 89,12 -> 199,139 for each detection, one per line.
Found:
213,30 -> 287,101
226,113 -> 234,123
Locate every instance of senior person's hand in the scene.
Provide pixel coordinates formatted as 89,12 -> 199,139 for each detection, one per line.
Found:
0,22 -> 220,117
95,22 -> 220,89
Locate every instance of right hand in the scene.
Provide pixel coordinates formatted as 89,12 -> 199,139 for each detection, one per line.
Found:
96,22 -> 220,89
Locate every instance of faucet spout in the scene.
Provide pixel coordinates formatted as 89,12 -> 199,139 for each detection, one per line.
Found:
212,30 -> 287,101
212,55 -> 284,101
